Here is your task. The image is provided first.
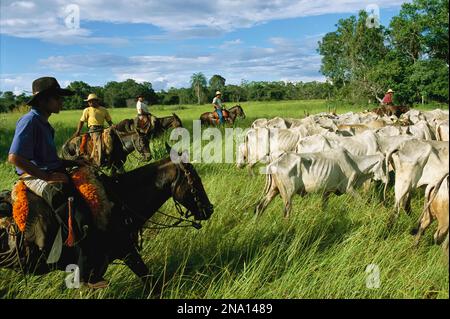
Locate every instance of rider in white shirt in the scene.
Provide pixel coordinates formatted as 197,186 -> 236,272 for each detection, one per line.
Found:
136,95 -> 150,117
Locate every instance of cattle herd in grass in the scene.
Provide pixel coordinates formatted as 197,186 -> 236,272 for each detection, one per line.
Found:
237,109 -> 449,258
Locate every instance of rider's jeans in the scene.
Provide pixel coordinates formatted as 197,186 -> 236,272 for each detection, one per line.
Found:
216,108 -> 224,123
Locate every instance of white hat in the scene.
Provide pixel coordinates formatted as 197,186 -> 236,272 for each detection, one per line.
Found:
387,89 -> 394,93
215,91 -> 221,96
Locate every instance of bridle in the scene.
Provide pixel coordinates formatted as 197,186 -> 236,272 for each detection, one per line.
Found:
170,162 -> 212,221
106,162 -> 211,232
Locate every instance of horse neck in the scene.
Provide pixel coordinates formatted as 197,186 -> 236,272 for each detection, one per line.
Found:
162,116 -> 177,128
115,131 -> 138,154
113,159 -> 176,227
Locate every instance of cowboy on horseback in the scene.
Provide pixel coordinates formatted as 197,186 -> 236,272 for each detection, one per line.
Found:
134,95 -> 156,134
212,91 -> 227,124
381,88 -> 394,106
8,77 -> 108,288
73,93 -> 113,166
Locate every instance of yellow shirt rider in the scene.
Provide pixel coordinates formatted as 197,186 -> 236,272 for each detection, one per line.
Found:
74,94 -> 113,166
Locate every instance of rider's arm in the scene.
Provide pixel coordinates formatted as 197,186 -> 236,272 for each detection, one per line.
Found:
74,121 -> 84,136
8,154 -> 68,183
105,109 -> 113,126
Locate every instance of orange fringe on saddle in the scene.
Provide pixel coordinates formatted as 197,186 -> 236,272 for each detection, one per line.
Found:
71,166 -> 112,230
12,180 -> 29,232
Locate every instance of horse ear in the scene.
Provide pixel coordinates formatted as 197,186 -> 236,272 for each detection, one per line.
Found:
165,142 -> 172,154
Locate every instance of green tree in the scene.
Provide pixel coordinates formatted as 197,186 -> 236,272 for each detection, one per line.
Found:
208,74 -> 226,98
190,72 -> 207,104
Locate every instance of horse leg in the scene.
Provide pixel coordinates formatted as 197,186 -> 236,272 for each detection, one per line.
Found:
123,249 -> 159,297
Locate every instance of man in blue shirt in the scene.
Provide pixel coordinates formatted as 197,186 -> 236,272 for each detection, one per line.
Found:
8,77 -> 108,289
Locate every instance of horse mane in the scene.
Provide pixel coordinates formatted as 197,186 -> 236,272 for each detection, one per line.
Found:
114,157 -> 173,187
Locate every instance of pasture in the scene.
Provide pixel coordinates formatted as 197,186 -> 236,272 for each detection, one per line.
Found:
0,100 -> 448,299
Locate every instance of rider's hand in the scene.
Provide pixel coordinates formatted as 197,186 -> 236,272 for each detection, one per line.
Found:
45,172 -> 69,184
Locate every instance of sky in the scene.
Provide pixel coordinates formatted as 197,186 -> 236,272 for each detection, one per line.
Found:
0,0 -> 409,94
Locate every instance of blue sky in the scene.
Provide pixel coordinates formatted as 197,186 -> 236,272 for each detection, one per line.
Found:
0,0 -> 408,94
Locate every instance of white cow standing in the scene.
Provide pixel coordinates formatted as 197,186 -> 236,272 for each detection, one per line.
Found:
255,149 -> 387,218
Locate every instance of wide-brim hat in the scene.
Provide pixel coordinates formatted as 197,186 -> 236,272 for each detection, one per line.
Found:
387,89 -> 394,93
215,91 -> 222,96
84,93 -> 100,102
27,77 -> 74,106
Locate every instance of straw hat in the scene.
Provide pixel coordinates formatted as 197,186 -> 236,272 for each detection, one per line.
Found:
84,93 -> 99,102
215,91 -> 222,96
387,89 -> 394,94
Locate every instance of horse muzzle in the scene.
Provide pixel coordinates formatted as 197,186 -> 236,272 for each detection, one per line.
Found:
199,204 -> 214,221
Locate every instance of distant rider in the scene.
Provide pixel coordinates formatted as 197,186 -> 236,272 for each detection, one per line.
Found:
212,91 -> 225,124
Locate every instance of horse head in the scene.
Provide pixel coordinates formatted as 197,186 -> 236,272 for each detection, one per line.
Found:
171,113 -> 183,128
233,105 -> 246,119
165,143 -> 213,221
114,129 -> 151,161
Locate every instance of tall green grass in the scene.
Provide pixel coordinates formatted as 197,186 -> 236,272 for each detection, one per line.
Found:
0,100 -> 448,299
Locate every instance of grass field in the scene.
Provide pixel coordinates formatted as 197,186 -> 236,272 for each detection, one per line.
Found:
0,100 -> 448,299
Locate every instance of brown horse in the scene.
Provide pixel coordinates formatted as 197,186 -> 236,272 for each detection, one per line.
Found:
61,127 -> 151,175
0,149 -> 213,296
372,105 -> 410,118
116,113 -> 183,138
200,105 -> 246,126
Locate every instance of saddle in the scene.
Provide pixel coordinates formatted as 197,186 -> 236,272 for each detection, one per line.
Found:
0,167 -> 112,244
133,114 -> 156,134
79,129 -> 114,162
212,109 -> 229,124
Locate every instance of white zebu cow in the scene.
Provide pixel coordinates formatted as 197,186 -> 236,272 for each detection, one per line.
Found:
435,120 -> 449,141
412,174 -> 449,246
251,118 -> 268,128
323,130 -> 380,156
385,140 -> 449,222
407,120 -> 435,140
292,124 -> 332,137
255,149 -> 387,217
237,128 -> 301,170
251,117 -> 292,129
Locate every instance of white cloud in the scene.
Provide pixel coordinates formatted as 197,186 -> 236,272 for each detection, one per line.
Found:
34,35 -> 325,91
1,0 -> 408,42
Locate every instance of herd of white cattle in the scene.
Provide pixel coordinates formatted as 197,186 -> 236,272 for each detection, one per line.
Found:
237,108 -> 449,257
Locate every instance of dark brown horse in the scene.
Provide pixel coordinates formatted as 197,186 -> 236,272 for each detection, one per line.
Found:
115,113 -> 183,138
372,105 -> 410,118
61,127 -> 151,175
0,150 -> 213,296
200,105 -> 246,126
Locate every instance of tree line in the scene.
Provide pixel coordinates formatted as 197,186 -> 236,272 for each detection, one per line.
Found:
0,77 -> 332,112
318,0 -> 448,105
